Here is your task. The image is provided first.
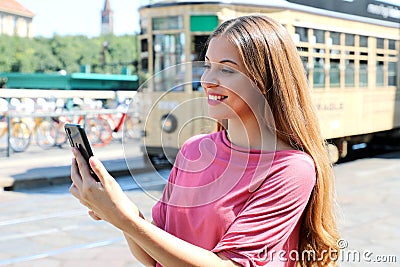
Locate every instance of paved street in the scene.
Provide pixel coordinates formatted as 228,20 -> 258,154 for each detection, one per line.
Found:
0,149 -> 399,266
0,172 -> 169,267
334,152 -> 400,266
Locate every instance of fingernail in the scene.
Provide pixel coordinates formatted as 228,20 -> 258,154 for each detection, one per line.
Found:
89,157 -> 97,166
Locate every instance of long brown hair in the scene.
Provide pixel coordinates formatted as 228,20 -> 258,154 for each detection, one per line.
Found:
209,15 -> 340,266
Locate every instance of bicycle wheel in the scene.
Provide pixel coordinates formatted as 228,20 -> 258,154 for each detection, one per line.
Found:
53,116 -> 70,146
123,115 -> 142,140
85,117 -> 102,145
36,118 -> 57,149
99,116 -> 113,145
10,121 -> 31,152
88,116 -> 113,147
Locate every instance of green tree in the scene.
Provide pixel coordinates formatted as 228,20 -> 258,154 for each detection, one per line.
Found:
32,37 -> 60,72
0,34 -> 139,74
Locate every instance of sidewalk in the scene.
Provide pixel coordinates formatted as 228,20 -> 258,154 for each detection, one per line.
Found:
0,142 -> 152,191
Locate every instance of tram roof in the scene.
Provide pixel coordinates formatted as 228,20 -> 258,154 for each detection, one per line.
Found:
140,0 -> 400,28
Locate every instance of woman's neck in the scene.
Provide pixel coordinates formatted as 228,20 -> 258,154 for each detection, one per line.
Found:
226,118 -> 277,151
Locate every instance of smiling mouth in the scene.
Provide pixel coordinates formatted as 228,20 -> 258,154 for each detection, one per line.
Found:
208,94 -> 228,101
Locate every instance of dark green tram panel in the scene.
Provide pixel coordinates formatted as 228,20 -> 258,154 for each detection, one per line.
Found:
190,15 -> 218,32
0,72 -> 139,91
70,73 -> 139,90
0,72 -> 70,89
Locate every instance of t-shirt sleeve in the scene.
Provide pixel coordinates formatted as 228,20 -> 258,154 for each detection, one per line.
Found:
212,155 -> 316,267
151,164 -> 177,229
151,141 -> 188,229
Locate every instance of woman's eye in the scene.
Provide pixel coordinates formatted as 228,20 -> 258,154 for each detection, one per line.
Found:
221,67 -> 235,74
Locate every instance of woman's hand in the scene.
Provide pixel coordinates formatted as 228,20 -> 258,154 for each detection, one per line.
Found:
69,148 -> 139,229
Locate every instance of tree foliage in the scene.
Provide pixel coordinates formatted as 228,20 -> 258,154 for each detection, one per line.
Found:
0,34 -> 138,74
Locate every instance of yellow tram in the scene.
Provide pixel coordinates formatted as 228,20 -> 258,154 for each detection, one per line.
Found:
133,0 -> 399,163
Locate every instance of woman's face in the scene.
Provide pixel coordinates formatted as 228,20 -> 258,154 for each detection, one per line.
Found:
201,36 -> 264,122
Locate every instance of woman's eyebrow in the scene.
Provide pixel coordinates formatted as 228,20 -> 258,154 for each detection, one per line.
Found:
204,55 -> 239,66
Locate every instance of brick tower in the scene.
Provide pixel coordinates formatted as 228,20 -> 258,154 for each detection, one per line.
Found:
101,0 -> 114,35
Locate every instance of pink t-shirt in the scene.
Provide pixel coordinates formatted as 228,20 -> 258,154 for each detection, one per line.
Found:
152,130 -> 316,266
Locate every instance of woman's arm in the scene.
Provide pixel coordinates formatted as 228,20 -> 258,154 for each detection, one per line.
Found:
124,231 -> 156,267
89,209 -> 156,266
120,213 -> 240,267
69,148 -> 240,267
123,210 -> 156,267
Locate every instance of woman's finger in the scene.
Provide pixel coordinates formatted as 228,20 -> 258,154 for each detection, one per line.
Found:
88,210 -> 102,221
72,148 -> 97,185
89,156 -> 111,186
72,148 -> 92,179
69,183 -> 80,198
70,158 -> 83,189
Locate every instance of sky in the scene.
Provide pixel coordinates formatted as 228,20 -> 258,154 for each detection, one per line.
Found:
17,0 -> 144,37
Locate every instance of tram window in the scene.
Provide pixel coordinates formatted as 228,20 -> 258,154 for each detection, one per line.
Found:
376,61 -> 384,86
330,61 -> 340,88
330,31 -> 340,45
330,48 -> 340,55
359,36 -> 368,47
388,39 -> 396,50
192,35 -> 209,61
141,58 -> 148,72
313,58 -> 325,88
345,34 -> 355,46
300,56 -> 309,76
359,60 -> 368,87
141,39 -> 148,52
154,34 -> 185,72
313,48 -> 325,54
152,16 -> 183,31
297,47 -> 309,53
314,29 -> 325,44
376,38 -> 384,49
153,33 -> 185,91
345,60 -> 355,87
295,27 -> 308,42
388,62 -> 397,86
140,17 -> 148,34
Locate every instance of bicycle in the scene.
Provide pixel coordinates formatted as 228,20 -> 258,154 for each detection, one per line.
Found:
90,100 -> 142,146
0,98 -> 32,152
0,115 -> 31,152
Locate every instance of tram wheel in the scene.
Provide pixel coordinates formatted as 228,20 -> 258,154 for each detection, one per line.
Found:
327,143 -> 339,164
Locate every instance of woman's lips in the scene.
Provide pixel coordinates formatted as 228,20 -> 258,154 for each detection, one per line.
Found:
208,94 -> 228,105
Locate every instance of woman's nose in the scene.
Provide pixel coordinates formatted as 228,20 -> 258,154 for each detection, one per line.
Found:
201,71 -> 219,89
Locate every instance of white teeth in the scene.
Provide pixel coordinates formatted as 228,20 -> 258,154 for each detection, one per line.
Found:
208,95 -> 225,101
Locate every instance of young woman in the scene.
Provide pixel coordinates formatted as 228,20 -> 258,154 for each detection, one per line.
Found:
70,15 -> 340,266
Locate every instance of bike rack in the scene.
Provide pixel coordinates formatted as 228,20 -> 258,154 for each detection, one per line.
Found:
3,109 -> 122,157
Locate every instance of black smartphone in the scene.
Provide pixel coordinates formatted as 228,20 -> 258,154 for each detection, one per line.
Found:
64,123 -> 100,182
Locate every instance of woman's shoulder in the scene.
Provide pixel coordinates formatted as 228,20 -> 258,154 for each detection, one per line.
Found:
181,131 -> 222,148
176,131 -> 224,161
274,149 -> 315,176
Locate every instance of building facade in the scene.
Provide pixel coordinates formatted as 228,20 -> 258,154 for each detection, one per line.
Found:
0,0 -> 34,38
